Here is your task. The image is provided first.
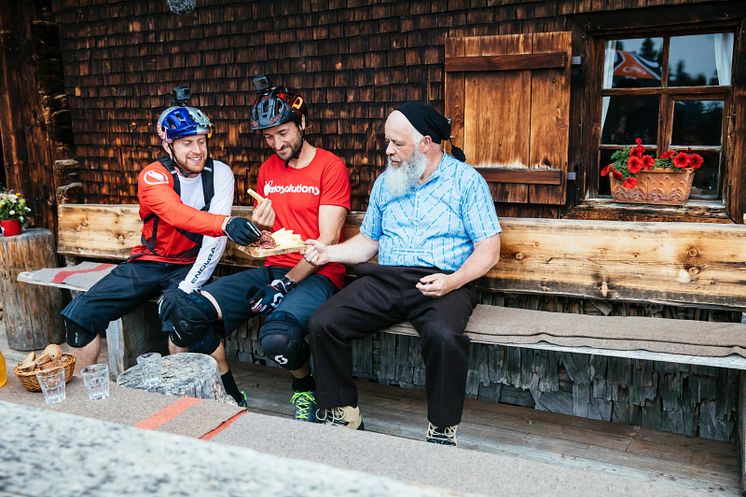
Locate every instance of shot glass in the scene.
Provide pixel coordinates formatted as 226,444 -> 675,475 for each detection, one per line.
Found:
137,352 -> 162,388
35,366 -> 66,404
81,363 -> 110,400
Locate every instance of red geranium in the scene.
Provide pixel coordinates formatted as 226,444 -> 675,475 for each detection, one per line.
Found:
602,137 -> 702,189
672,152 -> 690,169
622,177 -> 638,189
627,155 -> 644,174
689,153 -> 704,169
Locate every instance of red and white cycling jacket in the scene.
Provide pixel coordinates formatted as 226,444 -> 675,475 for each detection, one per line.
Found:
129,157 -> 234,292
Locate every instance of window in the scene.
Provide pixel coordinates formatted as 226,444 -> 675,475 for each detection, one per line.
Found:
596,33 -> 734,201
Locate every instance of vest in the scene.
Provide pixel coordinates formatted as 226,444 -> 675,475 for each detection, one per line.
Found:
136,156 -> 215,260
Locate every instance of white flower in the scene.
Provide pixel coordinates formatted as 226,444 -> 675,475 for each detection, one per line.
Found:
9,210 -> 15,215
8,194 -> 17,202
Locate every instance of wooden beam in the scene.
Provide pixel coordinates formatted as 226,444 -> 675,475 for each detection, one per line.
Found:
574,4 -> 746,35
56,204 -> 746,310
445,52 -> 567,72
740,370 -> 746,494
475,168 -> 562,186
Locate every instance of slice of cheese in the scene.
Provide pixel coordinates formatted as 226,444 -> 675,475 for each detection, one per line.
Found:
271,228 -> 303,248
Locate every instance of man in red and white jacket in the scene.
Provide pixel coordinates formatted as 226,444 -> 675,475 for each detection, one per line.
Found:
62,99 -> 260,406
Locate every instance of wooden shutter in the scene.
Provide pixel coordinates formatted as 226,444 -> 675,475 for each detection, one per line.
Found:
445,32 -> 571,205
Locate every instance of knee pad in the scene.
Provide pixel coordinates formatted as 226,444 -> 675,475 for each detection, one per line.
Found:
170,291 -> 221,354
64,317 -> 97,348
259,311 -> 308,370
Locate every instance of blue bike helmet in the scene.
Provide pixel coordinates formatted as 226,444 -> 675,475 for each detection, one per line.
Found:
250,86 -> 306,131
157,106 -> 215,143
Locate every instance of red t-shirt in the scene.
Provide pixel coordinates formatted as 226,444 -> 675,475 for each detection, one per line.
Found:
256,148 -> 350,288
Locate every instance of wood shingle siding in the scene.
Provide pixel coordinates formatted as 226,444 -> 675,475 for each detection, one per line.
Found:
49,0 -> 743,217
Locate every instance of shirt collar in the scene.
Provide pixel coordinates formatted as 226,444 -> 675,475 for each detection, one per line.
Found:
418,152 -> 449,188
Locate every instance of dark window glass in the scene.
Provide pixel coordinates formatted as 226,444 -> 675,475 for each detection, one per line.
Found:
598,149 -> 616,196
669,34 -> 733,87
601,95 -> 659,145
609,38 -> 663,89
689,150 -> 721,199
671,100 -> 723,146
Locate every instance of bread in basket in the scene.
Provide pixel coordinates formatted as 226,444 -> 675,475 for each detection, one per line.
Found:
13,352 -> 76,392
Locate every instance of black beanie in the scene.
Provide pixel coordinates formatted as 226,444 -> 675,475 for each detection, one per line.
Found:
396,102 -> 466,162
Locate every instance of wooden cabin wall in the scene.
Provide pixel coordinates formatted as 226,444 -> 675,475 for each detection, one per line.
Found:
0,0 -> 76,232
51,0 -> 730,213
48,0 -> 742,442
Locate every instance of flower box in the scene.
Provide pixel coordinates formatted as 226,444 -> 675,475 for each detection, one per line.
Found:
601,137 -> 702,207
609,168 -> 694,206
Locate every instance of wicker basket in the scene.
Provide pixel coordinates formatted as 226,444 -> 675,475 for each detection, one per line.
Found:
13,353 -> 76,392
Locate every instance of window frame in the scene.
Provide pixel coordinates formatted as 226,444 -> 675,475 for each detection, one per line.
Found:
591,30 -> 734,202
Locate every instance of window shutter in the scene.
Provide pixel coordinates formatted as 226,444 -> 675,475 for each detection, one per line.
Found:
445,32 -> 572,205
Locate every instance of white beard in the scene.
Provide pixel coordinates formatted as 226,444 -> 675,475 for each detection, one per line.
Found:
385,149 -> 427,198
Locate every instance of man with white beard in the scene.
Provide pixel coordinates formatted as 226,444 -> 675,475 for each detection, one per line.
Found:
304,103 -> 502,446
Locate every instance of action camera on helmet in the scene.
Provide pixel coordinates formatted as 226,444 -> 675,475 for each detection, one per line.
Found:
252,75 -> 272,95
172,86 -> 192,105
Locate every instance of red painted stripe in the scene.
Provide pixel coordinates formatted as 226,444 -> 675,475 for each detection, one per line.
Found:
200,410 -> 248,441
51,263 -> 115,284
135,397 -> 203,430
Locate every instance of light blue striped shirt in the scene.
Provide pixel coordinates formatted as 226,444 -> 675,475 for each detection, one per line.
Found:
361,153 -> 501,272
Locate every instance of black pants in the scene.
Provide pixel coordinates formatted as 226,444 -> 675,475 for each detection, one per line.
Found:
309,263 -> 478,427
62,260 -> 191,334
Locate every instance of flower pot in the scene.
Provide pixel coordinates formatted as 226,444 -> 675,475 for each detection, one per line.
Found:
0,219 -> 23,236
609,168 -> 694,206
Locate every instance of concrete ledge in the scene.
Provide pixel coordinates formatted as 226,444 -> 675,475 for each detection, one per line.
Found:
0,402 -> 473,497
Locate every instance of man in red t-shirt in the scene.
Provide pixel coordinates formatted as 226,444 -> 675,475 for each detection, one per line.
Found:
168,76 -> 350,422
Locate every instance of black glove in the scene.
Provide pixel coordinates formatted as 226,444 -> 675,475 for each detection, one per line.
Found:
158,287 -> 186,322
224,217 -> 261,245
248,276 -> 296,316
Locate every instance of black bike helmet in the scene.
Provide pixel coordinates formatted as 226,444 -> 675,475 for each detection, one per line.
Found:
250,85 -> 306,131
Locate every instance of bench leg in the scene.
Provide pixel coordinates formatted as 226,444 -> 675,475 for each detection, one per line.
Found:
105,303 -> 167,378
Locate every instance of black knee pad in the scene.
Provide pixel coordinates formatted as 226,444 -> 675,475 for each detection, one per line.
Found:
170,291 -> 221,354
64,317 -> 97,348
259,311 -> 308,370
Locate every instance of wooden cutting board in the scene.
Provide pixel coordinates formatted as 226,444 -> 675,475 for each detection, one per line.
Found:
235,243 -> 306,258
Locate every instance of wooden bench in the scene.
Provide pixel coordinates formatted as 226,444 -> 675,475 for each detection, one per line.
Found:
17,203 -> 746,491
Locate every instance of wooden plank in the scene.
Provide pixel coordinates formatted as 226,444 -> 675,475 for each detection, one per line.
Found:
726,17 -> 746,228
56,205 -> 746,309
528,31 -> 571,205
464,34 -> 531,203
475,168 -> 562,185
740,370 -> 746,494
444,36 -> 466,153
486,218 -> 746,308
445,52 -> 567,72
57,204 -> 146,260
